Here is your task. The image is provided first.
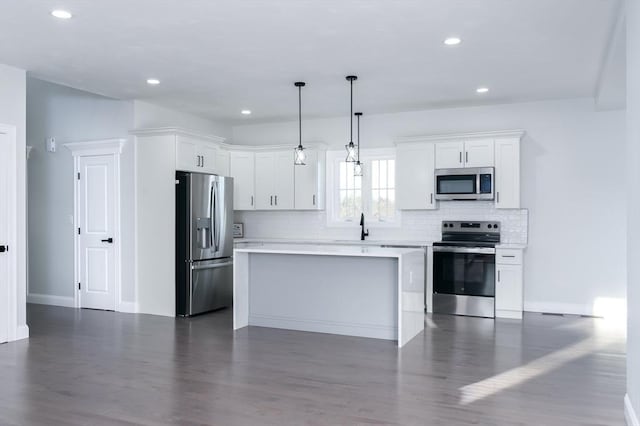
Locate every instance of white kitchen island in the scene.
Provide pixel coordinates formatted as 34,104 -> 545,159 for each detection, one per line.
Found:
233,243 -> 425,348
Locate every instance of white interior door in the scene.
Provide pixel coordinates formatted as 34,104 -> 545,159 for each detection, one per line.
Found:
0,130 -> 12,342
78,155 -> 117,310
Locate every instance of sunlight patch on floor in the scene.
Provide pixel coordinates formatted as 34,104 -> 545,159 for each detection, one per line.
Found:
459,337 -> 601,405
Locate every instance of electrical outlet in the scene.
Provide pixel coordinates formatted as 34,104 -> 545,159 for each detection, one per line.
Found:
45,137 -> 56,153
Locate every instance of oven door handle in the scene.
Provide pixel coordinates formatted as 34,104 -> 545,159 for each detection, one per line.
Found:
433,246 -> 496,254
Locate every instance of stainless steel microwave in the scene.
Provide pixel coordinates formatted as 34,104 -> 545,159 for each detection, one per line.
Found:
434,167 -> 494,201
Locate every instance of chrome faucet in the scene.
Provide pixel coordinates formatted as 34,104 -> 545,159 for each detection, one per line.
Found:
360,213 -> 369,241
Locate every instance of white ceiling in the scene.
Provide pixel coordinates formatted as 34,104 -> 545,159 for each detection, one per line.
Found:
0,0 -> 623,124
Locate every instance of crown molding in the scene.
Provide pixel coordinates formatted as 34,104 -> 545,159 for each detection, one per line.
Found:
130,127 -> 226,144
224,142 -> 328,152
395,129 -> 525,145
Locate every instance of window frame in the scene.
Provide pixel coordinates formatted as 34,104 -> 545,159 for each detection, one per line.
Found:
326,147 -> 401,228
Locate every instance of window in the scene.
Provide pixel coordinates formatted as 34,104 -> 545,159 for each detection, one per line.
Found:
327,149 -> 398,226
338,161 -> 362,220
370,159 -> 395,221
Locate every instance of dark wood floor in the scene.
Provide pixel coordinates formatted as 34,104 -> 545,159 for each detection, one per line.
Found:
0,305 -> 626,426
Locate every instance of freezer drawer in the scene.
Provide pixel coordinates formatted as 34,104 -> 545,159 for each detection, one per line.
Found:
179,258 -> 233,316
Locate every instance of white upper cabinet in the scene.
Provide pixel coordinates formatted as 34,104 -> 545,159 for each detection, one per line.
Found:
254,153 -> 274,209
494,138 -> 520,209
216,148 -> 230,176
230,151 -> 255,210
254,151 -> 295,210
463,138 -> 494,168
199,143 -> 218,173
294,149 -> 325,210
435,141 -> 464,169
396,143 -> 436,210
273,151 -> 295,209
435,139 -> 494,169
175,137 -> 198,172
175,135 -> 221,174
399,130 -> 522,210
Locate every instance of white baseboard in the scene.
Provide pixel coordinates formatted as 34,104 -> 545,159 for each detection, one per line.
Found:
14,324 -> 29,341
27,293 -> 75,308
249,314 -> 397,341
524,301 -> 597,317
626,394 -> 639,426
118,301 -> 138,313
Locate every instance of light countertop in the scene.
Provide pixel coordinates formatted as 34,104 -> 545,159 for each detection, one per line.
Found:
234,238 -> 527,250
234,243 -> 425,258
495,243 -> 527,250
234,238 -> 432,248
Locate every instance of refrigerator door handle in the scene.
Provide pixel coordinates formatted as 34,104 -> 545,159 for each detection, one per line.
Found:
191,261 -> 233,271
214,181 -> 220,252
209,184 -> 215,249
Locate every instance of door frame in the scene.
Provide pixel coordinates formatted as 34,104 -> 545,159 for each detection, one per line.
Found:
0,124 -> 18,342
65,139 -> 124,311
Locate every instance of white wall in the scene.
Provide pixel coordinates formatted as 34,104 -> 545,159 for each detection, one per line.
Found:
232,98 -> 626,317
133,100 -> 231,139
626,0 -> 640,423
0,63 -> 27,339
26,78 -> 135,306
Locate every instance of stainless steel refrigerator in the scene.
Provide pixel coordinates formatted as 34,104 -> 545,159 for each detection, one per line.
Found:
175,171 -> 234,316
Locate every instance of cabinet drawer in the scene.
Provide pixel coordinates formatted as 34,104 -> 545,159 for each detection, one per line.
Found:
496,249 -> 522,265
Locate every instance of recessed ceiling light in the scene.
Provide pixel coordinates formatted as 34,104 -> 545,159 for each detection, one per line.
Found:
146,78 -> 160,85
476,87 -> 489,94
51,9 -> 72,19
241,110 -> 252,115
444,37 -> 462,46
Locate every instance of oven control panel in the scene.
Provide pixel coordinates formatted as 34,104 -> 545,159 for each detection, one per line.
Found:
442,221 -> 500,232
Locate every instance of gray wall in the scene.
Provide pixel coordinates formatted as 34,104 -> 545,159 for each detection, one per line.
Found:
26,77 -> 134,301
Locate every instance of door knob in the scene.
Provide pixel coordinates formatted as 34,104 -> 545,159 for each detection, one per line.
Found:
101,238 -> 114,243
0,245 -> 7,253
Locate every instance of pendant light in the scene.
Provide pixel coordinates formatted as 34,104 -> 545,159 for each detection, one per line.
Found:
345,75 -> 358,162
293,81 -> 307,165
354,112 -> 363,176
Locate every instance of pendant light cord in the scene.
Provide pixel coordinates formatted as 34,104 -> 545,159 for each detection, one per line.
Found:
350,79 -> 354,144
357,114 -> 360,159
298,85 -> 302,148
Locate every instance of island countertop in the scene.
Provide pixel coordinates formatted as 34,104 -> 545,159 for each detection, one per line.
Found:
233,243 -> 425,258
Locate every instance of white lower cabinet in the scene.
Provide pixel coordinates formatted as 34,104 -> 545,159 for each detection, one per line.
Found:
255,151 -> 294,210
396,143 -> 436,210
495,248 -> 524,319
230,151 -> 255,210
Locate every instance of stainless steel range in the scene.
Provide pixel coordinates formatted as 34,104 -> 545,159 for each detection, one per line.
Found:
432,221 -> 500,318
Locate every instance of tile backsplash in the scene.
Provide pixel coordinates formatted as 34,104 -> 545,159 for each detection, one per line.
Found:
234,201 -> 528,244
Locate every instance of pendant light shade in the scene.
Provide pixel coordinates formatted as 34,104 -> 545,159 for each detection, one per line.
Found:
294,82 -> 307,165
345,76 -> 358,162
354,112 -> 363,176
